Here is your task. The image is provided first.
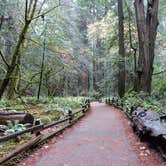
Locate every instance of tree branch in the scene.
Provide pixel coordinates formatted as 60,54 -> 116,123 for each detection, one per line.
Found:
0,50 -> 9,67
25,0 -> 28,21
153,70 -> 166,75
0,65 -> 7,73
32,2 -> 61,20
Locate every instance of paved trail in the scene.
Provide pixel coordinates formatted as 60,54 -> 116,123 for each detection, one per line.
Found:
18,102 -> 165,166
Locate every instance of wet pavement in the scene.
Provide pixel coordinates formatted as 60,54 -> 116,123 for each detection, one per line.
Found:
18,102 -> 166,166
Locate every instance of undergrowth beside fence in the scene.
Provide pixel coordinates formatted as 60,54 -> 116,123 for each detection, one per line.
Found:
0,97 -> 87,161
104,92 -> 166,114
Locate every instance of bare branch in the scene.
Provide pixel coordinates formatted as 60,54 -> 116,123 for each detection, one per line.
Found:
25,0 -> 28,21
0,65 -> 7,73
38,0 -> 47,15
27,0 -> 33,15
32,3 -> 61,20
0,50 -> 9,67
29,0 -> 38,20
153,70 -> 166,75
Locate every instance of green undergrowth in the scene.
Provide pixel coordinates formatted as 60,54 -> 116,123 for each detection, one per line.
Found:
123,92 -> 166,113
0,96 -> 87,160
0,133 -> 31,158
104,92 -> 166,114
0,96 -> 86,124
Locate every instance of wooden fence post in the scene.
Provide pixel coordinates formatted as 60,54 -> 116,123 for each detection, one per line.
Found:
68,110 -> 73,124
34,119 -> 41,136
86,99 -> 90,108
116,98 -> 119,106
112,97 -> 115,104
82,105 -> 86,114
108,98 -> 111,104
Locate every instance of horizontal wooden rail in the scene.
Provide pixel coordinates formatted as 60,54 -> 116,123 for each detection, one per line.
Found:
43,117 -> 70,130
105,97 -> 131,119
0,124 -> 44,143
39,125 -> 69,144
72,109 -> 84,116
0,99 -> 91,164
0,135 -> 42,165
0,108 -> 87,143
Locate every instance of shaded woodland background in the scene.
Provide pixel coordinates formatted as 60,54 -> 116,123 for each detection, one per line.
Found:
0,0 -> 165,99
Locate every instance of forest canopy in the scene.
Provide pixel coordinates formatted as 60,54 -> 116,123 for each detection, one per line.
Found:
0,0 -> 165,100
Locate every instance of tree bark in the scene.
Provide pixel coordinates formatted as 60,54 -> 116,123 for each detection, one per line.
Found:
135,0 -> 159,94
126,2 -> 137,91
37,15 -> 46,99
0,111 -> 34,124
0,0 -> 38,98
117,0 -> 125,98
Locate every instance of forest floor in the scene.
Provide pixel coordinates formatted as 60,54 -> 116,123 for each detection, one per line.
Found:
17,102 -> 166,166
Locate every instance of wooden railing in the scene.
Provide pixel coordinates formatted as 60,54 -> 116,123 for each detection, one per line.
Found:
0,99 -> 90,165
105,97 -> 166,160
105,97 -> 131,119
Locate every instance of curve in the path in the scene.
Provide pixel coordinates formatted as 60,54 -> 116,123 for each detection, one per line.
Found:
18,102 -> 165,166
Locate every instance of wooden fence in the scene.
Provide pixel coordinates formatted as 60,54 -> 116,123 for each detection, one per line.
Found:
0,99 -> 90,165
105,97 -> 166,160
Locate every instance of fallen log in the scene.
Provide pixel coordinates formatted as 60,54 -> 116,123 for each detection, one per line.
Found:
131,107 -> 166,138
0,110 -> 34,125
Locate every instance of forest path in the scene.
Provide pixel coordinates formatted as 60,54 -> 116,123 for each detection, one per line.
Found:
18,102 -> 165,166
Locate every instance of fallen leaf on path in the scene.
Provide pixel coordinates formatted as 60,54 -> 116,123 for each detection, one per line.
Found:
99,146 -> 104,150
44,145 -> 49,149
145,149 -> 150,155
64,164 -> 69,166
140,146 -> 146,150
139,152 -> 145,156
144,153 -> 148,156
119,157 -> 127,161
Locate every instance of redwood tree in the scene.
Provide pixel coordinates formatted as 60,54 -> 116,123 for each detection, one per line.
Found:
117,0 -> 125,98
135,0 -> 159,94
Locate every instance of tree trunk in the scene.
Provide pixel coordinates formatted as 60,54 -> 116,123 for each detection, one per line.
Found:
126,3 -> 137,91
135,0 -> 159,94
0,0 -> 38,98
37,16 -> 46,99
117,0 -> 125,98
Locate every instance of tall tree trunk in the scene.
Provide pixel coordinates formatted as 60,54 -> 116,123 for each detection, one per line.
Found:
37,16 -> 46,99
126,3 -> 137,91
0,0 -> 38,98
0,22 -> 30,98
8,55 -> 21,99
135,0 -> 159,94
117,0 -> 125,98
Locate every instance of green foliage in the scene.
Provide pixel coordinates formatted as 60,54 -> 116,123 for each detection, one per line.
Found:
0,97 -> 86,125
86,90 -> 102,100
152,78 -> 166,96
4,120 -> 27,135
122,92 -> 166,113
